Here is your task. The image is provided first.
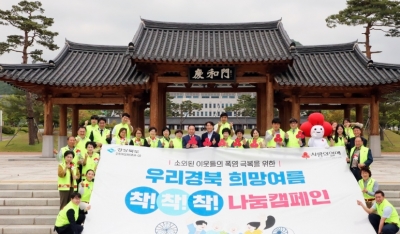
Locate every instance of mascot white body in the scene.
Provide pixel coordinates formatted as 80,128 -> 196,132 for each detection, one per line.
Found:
307,125 -> 329,148
300,113 -> 333,149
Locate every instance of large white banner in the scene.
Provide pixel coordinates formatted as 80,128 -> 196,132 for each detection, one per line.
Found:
83,146 -> 375,234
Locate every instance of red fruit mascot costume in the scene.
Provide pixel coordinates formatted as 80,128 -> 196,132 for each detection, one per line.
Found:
300,113 -> 332,148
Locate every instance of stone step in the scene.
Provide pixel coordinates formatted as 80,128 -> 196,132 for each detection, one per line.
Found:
0,198 -> 59,206
0,191 -> 59,199
0,184 -> 56,190
384,191 -> 400,198
380,184 -> 400,191
388,198 -> 400,207
0,206 -> 58,215
0,225 -> 53,234
0,215 -> 55,225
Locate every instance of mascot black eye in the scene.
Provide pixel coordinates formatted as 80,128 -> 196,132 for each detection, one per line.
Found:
320,128 -> 322,130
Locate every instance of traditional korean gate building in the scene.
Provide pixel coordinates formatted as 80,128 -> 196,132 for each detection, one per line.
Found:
1,19 -> 400,157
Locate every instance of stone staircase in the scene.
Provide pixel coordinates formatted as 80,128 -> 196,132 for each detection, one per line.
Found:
0,183 -> 399,234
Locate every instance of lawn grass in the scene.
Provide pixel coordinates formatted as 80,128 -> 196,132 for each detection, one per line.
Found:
380,130 -> 400,152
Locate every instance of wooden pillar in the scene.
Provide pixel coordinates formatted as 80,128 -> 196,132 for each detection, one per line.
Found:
132,101 -> 140,129
42,96 -> 54,157
291,95 -> 301,123
256,88 -> 261,130
257,84 -> 267,135
72,105 -> 79,136
150,75 -> 159,131
123,94 -> 134,125
58,105 -> 68,149
278,104 -> 284,128
266,75 -> 274,130
369,94 -> 381,157
344,105 -> 351,119
137,102 -> 145,132
158,85 -> 166,132
282,101 -> 292,131
356,105 -> 364,124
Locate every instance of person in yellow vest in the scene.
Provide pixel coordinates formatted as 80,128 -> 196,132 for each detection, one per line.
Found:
170,129 -> 183,149
346,126 -> 368,153
75,127 -> 89,186
82,142 -> 99,181
58,151 -> 80,210
218,128 -> 234,148
347,137 -> 373,181
249,128 -> 265,148
160,127 -> 172,148
343,118 -> 364,139
232,129 -> 249,148
265,118 -> 285,148
284,118 -> 305,148
215,113 -> 234,139
329,124 -> 348,147
358,167 -> 379,208
79,170 -> 95,204
146,127 -> 162,148
111,128 -> 130,145
54,136 -> 78,164
54,192 -> 89,234
84,115 -> 99,140
129,128 -> 147,146
357,190 -> 400,234
112,113 -> 133,139
92,117 -> 111,148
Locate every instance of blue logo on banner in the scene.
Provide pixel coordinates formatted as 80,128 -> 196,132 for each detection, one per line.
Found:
125,186 -> 159,214
188,190 -> 224,216
107,148 -> 115,153
156,189 -> 189,216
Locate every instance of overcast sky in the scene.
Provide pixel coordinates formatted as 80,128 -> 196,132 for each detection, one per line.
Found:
0,0 -> 399,64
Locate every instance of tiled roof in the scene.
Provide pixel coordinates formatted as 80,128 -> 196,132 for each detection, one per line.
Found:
129,19 -> 293,63
0,40 -> 149,87
274,42 -> 400,86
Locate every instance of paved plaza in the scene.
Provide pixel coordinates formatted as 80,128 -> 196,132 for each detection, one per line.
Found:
0,152 -> 399,184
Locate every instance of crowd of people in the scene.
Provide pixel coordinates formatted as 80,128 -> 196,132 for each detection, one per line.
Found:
52,113 -> 399,234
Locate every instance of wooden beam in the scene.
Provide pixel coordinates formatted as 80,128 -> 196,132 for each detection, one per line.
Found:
166,88 -> 257,93
158,76 -> 267,84
59,105 -> 67,137
370,95 -> 379,135
299,97 -> 371,104
52,97 -> 124,105
72,105 -> 123,110
43,97 -> 53,135
300,104 -> 347,110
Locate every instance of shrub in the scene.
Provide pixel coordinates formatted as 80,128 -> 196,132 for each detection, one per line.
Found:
2,126 -> 15,135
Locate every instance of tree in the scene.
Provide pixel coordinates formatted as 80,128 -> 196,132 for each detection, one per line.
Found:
326,0 -> 400,59
171,100 -> 202,129
0,1 -> 59,145
224,94 -> 257,117
0,81 -> 17,95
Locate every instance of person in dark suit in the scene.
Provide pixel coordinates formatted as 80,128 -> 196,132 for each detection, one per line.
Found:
182,125 -> 203,149
201,121 -> 220,147
346,126 -> 368,152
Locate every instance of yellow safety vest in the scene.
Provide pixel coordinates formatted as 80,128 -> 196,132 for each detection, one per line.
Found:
82,152 -> 99,180
81,180 -> 94,203
113,123 -> 132,139
114,136 -> 129,145
358,178 -> 376,199
267,129 -> 285,148
376,199 -> 400,227
286,128 -> 301,148
93,128 -> 110,145
219,138 -> 233,148
55,201 -> 79,227
232,138 -> 247,149
85,124 -> 98,139
344,127 -> 355,138
332,136 -> 346,147
131,138 -> 145,146
172,138 -> 183,149
218,122 -> 232,139
58,163 -> 78,191
75,136 -> 89,154
146,137 -> 161,148
249,137 -> 264,148
60,146 -> 81,165
160,137 -> 172,148
349,146 -> 370,167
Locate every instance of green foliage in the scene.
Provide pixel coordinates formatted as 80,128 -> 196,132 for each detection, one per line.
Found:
224,94 -> 256,117
1,126 -> 15,134
0,1 -> 59,63
170,100 -> 202,128
379,90 -> 400,127
0,81 -> 17,95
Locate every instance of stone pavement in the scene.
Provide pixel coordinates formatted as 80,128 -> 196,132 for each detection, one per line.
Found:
0,153 -> 399,184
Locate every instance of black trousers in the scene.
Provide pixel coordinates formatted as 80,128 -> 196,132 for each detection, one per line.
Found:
55,214 -> 85,234
368,213 -> 399,234
350,167 -> 362,181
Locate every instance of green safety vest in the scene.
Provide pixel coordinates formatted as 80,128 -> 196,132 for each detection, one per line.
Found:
219,138 -> 233,148
232,138 -> 247,149
82,152 -> 99,180
93,128 -> 110,145
85,124 -> 98,139
218,122 -> 232,139
58,163 -> 78,191
160,137 -> 172,148
113,123 -> 132,139
344,127 -> 355,138
267,129 -> 285,148
59,146 -> 81,165
55,201 -> 79,227
358,178 -> 376,199
131,138 -> 145,146
376,199 -> 400,227
286,128 -> 301,148
81,180 -> 94,203
249,137 -> 264,148
172,138 -> 183,149
146,137 -> 161,148
114,136 -> 129,145
75,136 -> 89,153
349,146 -> 370,168
332,136 -> 346,147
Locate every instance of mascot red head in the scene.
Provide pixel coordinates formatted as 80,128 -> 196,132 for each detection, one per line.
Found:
300,113 -> 333,148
